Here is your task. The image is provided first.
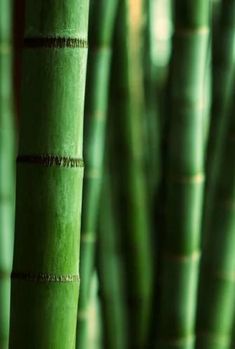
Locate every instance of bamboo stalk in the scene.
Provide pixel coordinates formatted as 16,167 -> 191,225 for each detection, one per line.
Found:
112,1 -> 153,347
196,75 -> 235,349
156,1 -> 209,348
76,1 -> 118,348
144,0 -> 161,196
204,0 -> 235,232
9,1 -> 89,347
97,168 -> 128,349
0,0 -> 15,348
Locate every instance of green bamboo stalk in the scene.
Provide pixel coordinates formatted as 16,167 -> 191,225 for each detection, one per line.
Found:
144,0 -> 161,196
97,169 -> 128,349
76,1 -> 118,348
195,75 -> 235,349
112,1 -> 153,347
9,1 -> 89,348
204,0 -> 235,232
0,0 -> 15,348
155,2 -> 209,348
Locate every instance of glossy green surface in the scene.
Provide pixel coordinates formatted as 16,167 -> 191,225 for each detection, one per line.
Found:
9,1 -> 89,348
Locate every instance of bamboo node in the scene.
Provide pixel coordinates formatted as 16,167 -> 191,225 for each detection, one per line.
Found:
169,172 -> 204,184
85,168 -> 101,179
24,37 -> 88,49
17,154 -> 84,168
164,250 -> 201,262
11,271 -> 80,283
158,333 -> 195,345
175,26 -> 209,36
81,232 -> 96,243
77,309 -> 90,320
197,331 -> 229,344
0,270 -> 11,279
0,42 -> 11,54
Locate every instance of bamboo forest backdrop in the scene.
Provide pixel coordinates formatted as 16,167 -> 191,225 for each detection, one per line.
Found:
1,0 -> 235,348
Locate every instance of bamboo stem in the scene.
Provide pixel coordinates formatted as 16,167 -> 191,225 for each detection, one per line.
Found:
112,1 -> 153,347
0,1 -> 15,348
204,0 -> 235,234
9,2 -> 89,347
97,168 -> 128,349
156,1 -> 209,348
76,1 -> 119,348
196,75 -> 235,349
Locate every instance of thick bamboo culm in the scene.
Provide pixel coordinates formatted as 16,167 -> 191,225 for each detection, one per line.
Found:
156,1 -> 209,348
97,168 -> 128,349
76,1 -> 119,348
112,1 -> 153,348
196,75 -> 235,349
204,0 -> 235,232
9,1 -> 89,347
0,0 -> 15,348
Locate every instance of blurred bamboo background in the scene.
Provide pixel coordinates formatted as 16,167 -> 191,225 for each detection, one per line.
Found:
1,0 -> 235,348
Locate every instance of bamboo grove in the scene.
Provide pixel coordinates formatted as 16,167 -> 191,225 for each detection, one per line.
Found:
1,0 -> 235,348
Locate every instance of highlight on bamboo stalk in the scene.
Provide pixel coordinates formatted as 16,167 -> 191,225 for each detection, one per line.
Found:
155,1 -> 210,348
9,1 -> 89,347
0,0 -> 15,348
76,0 -> 119,348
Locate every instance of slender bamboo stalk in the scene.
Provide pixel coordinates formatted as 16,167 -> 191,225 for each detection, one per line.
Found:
97,168 -> 128,349
196,75 -> 235,349
112,1 -> 153,347
144,0 -> 161,196
76,1 -> 118,348
204,0 -> 235,232
0,0 -> 15,347
9,1 -> 89,347
156,1 -> 209,348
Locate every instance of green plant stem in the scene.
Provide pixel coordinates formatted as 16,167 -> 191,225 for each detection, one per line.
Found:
97,169 -> 128,349
76,1 -> 119,348
144,0 -> 161,196
204,0 -> 235,233
0,0 -> 15,348
9,1 -> 89,348
112,1 -> 153,347
196,76 -> 235,349
156,2 -> 209,348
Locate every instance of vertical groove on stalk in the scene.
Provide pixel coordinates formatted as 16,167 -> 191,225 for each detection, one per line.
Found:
156,1 -> 209,348
0,0 -> 15,348
76,1 -> 119,348
9,1 -> 89,348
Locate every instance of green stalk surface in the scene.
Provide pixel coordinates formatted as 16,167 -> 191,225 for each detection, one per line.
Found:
9,1 -> 89,348
196,76 -> 235,349
0,0 -> 15,348
204,0 -> 235,232
76,1 -> 119,348
144,0 -> 161,196
156,2 -> 209,348
112,1 -> 153,347
97,169 -> 128,349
